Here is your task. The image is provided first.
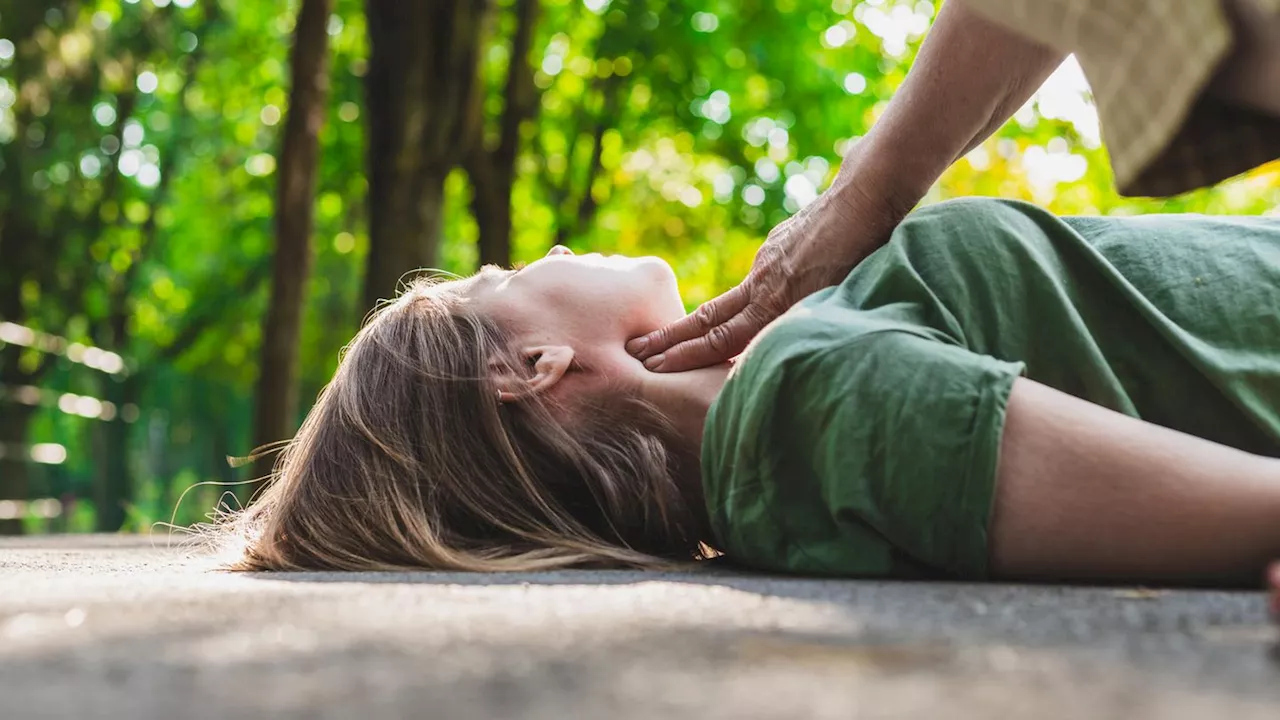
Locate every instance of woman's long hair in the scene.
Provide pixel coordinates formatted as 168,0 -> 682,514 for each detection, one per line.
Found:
221,278 -> 708,571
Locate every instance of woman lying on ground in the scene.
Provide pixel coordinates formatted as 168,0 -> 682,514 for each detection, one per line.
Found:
224,198 -> 1280,611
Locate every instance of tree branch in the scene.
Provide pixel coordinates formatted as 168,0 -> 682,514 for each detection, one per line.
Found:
534,128 -> 568,214
556,75 -> 623,245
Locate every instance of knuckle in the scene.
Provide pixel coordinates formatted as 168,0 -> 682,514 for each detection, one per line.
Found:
692,301 -> 720,329
756,239 -> 784,264
753,246 -> 787,281
763,284 -> 796,317
746,299 -> 781,328
705,323 -> 737,355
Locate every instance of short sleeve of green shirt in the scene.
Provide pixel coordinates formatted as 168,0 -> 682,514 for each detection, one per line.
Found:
701,198 -> 1280,580
702,316 -> 1023,578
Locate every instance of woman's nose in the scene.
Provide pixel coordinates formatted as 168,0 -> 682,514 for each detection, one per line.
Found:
546,245 -> 574,257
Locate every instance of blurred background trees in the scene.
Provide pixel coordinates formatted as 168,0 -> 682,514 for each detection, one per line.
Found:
0,0 -> 1277,534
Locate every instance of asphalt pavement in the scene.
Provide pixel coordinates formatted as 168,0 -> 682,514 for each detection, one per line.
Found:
2,534 -> 1278,719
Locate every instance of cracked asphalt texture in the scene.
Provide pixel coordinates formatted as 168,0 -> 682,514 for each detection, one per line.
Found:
1,534 -> 1278,719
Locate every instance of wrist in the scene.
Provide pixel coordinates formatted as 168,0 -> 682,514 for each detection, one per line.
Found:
825,138 -> 926,256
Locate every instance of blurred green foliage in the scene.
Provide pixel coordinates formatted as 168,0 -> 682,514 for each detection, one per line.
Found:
1,0 -> 1276,532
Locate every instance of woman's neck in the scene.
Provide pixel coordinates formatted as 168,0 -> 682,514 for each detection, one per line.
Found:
636,362 -> 733,458
617,360 -> 732,546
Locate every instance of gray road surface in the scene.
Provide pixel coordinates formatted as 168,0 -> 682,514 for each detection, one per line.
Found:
1,534 -> 1278,719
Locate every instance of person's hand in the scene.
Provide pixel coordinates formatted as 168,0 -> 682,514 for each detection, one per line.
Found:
626,174 -> 906,372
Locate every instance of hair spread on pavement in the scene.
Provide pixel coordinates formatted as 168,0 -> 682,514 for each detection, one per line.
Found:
218,276 -> 708,572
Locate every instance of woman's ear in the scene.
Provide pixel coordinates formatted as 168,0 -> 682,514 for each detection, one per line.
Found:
495,345 -> 575,403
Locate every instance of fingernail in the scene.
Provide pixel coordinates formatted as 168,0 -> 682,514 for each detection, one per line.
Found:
643,354 -> 664,371
626,338 -> 648,356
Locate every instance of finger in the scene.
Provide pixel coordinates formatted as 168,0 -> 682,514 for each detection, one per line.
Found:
645,301 -> 770,373
626,283 -> 752,360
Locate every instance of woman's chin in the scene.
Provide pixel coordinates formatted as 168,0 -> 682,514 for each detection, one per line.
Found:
639,258 -> 688,320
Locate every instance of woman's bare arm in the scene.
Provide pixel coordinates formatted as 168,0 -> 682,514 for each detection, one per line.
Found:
990,378 -> 1280,585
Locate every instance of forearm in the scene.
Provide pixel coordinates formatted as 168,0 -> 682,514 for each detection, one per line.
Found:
990,379 -> 1280,586
834,0 -> 1066,219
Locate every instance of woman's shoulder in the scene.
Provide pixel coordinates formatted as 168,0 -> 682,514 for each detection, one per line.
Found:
717,299 -> 950,426
900,196 -> 1280,246
890,197 -> 1074,256
732,296 -> 915,375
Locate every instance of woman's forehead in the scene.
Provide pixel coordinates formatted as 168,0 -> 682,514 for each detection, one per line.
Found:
478,265 -> 507,283
450,267 -> 509,310
474,265 -> 517,292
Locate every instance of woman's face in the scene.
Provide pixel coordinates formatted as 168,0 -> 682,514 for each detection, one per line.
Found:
467,245 -> 687,350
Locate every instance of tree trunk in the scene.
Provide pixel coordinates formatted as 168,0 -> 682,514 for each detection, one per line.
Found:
468,0 -> 540,269
360,0 -> 490,314
0,8 -> 35,479
248,0 -> 332,494
95,375 -> 138,531
0,5 -> 82,535
0,61 -> 34,535
0,403 -> 36,536
474,174 -> 515,267
363,169 -> 446,305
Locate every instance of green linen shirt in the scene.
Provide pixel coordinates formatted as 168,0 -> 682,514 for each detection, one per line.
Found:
701,197 -> 1280,579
